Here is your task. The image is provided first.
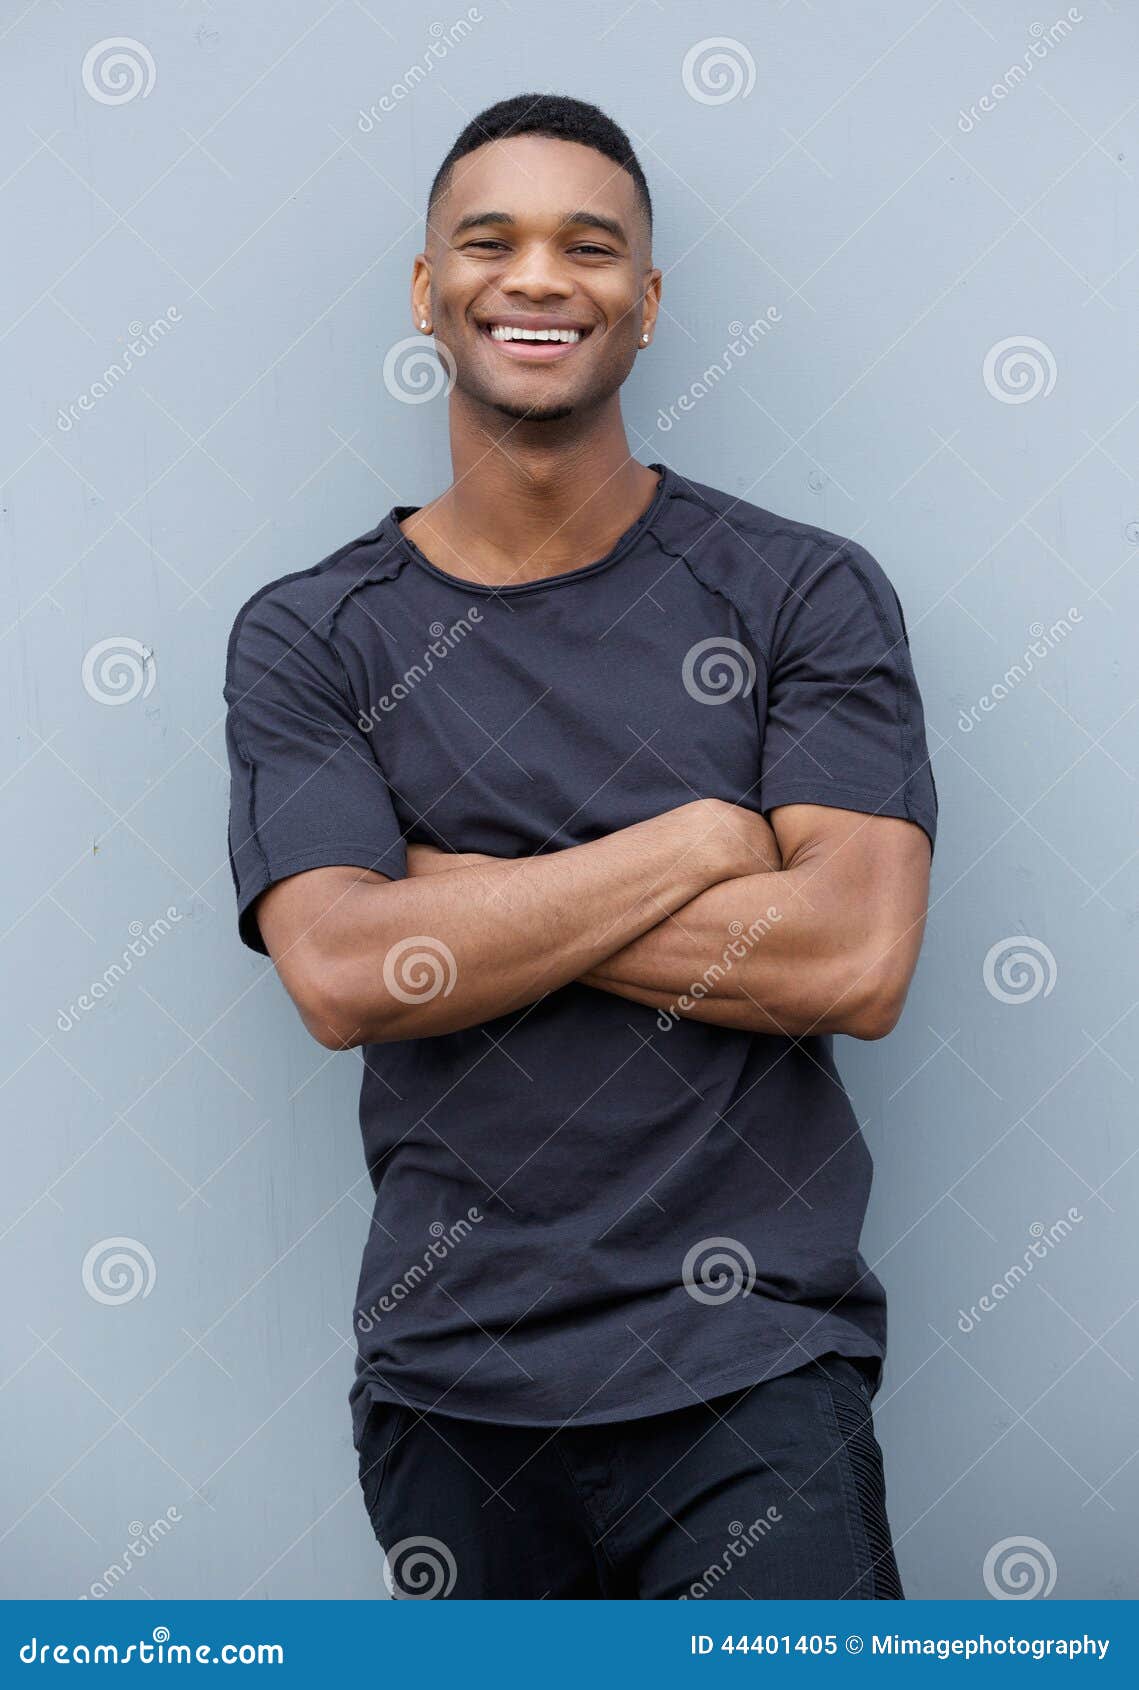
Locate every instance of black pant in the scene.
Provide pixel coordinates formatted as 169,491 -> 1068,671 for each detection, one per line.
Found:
357,1351 -> 904,1599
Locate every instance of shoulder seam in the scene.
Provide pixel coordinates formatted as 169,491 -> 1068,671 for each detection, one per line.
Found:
649,488 -> 783,668
224,524 -> 404,694
663,477 -> 862,563
679,546 -> 774,673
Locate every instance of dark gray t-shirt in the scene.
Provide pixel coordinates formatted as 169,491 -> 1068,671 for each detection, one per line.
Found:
224,462 -> 937,1443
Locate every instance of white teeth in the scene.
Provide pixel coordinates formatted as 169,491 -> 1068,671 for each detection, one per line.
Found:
488,325 -> 582,344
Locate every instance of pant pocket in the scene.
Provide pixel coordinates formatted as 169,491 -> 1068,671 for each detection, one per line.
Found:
357,1399 -> 409,1530
813,1351 -> 874,1409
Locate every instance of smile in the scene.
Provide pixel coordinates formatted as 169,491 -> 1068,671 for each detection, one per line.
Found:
480,321 -> 592,361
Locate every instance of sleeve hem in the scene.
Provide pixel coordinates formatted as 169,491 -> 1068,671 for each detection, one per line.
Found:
760,782 -> 936,859
236,839 -> 408,955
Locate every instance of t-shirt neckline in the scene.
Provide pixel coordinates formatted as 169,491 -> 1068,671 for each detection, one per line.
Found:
381,461 -> 672,597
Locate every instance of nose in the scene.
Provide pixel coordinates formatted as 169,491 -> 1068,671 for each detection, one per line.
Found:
498,240 -> 575,302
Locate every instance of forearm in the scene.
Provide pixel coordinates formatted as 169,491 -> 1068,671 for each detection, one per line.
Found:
575,809 -> 793,1032
273,801 -> 757,1046
580,825 -> 927,1042
580,869 -> 828,1035
576,967 -> 774,1033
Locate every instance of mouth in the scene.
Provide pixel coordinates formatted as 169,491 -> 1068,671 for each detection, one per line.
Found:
478,319 -> 594,362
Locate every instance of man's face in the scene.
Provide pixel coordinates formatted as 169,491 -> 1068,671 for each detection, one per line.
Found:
420,135 -> 658,422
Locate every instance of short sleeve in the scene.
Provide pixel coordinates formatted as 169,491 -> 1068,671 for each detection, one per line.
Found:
759,542 -> 937,855
224,587 -> 407,954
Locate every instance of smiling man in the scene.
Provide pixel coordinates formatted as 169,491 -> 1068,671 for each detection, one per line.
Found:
224,94 -> 937,1600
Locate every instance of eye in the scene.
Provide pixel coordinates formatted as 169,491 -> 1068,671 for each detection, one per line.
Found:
461,238 -> 615,257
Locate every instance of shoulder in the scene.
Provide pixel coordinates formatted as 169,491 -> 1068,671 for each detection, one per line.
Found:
224,518 -> 406,688
661,468 -> 909,644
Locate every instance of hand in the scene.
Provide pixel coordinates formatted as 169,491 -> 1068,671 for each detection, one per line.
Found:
405,843 -> 498,877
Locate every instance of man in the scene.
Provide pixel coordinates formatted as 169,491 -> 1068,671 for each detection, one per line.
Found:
224,93 -> 937,1600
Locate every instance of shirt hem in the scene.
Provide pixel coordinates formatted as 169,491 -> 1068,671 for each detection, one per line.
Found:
351,1334 -> 885,1442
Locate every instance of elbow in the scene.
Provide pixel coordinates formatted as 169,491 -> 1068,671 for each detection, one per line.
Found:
304,1014 -> 363,1052
292,960 -> 387,1050
296,955 -> 444,1048
846,997 -> 903,1042
841,961 -> 910,1041
298,976 -> 367,1049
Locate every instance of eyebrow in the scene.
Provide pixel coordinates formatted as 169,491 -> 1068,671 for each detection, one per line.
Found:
450,209 -> 629,244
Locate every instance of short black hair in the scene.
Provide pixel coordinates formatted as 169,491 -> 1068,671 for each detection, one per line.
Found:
427,93 -> 652,238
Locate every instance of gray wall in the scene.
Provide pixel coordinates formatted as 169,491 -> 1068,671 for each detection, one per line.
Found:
3,0 -> 1136,1602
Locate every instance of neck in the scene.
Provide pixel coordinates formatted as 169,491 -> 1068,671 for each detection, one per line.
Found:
402,406 -> 659,586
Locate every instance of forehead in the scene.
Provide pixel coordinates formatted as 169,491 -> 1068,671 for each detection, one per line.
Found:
439,133 -> 642,232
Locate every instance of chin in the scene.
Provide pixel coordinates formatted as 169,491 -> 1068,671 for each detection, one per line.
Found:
491,400 -> 576,422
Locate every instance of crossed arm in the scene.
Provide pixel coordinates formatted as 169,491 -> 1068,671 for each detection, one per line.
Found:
255,798 -> 931,1050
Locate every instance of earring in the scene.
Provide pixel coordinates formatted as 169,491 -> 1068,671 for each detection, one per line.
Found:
420,319 -> 429,330
642,333 -> 649,343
